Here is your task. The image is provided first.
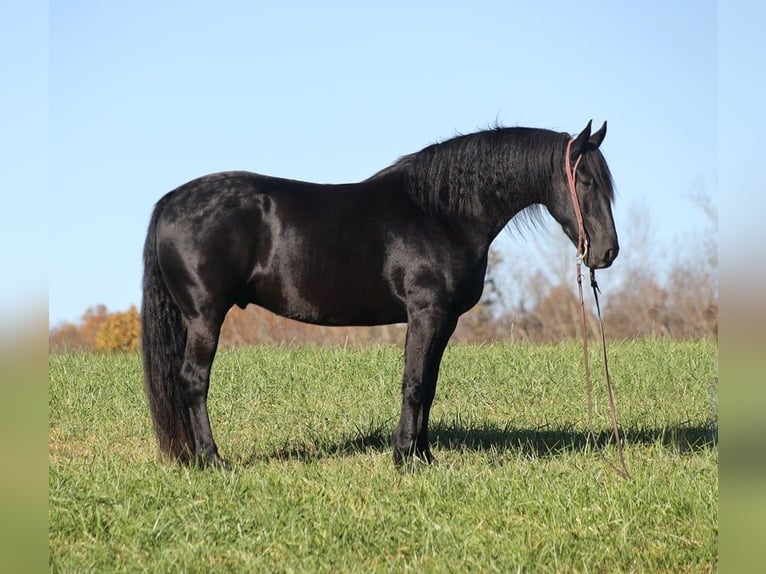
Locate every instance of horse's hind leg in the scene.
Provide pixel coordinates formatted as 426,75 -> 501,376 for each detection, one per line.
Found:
179,314 -> 225,466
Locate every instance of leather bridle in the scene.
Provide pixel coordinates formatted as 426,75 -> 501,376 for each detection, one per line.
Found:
565,137 -> 589,263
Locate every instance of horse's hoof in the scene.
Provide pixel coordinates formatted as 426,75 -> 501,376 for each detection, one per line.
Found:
210,456 -> 230,470
191,451 -> 229,470
395,456 -> 420,474
417,448 -> 436,465
393,446 -> 435,472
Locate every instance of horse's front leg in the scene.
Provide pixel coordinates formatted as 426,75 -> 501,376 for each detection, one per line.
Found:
393,308 -> 457,468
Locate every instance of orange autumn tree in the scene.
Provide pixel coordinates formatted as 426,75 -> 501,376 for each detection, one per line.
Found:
94,305 -> 141,351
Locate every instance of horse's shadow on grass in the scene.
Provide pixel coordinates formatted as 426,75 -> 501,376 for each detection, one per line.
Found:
243,418 -> 718,466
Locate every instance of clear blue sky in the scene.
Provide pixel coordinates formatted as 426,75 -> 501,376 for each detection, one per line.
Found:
1,2 -> 737,326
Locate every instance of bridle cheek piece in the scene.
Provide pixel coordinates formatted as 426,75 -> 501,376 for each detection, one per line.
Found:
565,138 -> 589,263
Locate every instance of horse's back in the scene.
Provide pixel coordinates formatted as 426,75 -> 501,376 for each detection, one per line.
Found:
154,171 -> 413,325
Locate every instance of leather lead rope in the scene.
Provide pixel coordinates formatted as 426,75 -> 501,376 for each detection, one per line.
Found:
590,269 -> 630,478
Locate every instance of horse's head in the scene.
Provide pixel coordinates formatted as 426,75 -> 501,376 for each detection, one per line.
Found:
547,120 -> 619,269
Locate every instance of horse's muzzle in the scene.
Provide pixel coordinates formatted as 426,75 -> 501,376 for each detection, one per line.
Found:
588,245 -> 619,269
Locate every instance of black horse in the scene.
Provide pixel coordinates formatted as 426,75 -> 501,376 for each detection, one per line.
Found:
141,120 -> 618,467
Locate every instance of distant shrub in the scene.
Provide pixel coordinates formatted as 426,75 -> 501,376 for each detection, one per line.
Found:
94,306 -> 140,352
50,305 -> 109,351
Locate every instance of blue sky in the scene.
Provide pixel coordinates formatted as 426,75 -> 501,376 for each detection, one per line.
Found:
1,2 -> 738,326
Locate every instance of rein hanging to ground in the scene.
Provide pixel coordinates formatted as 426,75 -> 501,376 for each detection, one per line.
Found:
565,138 -> 631,479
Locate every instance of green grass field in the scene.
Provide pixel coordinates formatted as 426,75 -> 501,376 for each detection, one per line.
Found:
49,340 -> 717,572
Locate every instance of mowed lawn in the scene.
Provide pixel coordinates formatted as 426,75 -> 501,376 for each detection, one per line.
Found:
49,340 -> 717,572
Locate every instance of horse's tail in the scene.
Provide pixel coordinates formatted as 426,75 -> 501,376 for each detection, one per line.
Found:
141,193 -> 193,463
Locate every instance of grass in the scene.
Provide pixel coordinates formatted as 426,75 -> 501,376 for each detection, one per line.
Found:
49,340 -> 717,572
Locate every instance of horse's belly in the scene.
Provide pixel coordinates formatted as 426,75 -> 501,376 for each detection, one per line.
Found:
246,264 -> 407,327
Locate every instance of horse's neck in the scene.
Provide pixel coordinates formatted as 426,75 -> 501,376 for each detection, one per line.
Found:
367,141 -> 555,247
463,174 -> 550,246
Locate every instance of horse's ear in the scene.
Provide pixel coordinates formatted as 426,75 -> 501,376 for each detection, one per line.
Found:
588,121 -> 607,148
570,120 -> 593,158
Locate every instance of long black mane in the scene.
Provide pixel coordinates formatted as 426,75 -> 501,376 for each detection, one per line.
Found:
578,137 -> 616,201
373,127 -> 614,221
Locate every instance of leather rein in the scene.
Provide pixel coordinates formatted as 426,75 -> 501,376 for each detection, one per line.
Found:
565,138 -> 631,479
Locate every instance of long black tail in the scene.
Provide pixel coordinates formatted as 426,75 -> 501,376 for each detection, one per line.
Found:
141,193 -> 193,463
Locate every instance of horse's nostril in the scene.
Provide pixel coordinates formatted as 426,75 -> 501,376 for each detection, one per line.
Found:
605,247 -> 618,262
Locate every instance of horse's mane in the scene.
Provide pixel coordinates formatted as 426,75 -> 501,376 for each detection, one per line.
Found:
580,142 -> 616,202
371,127 -> 614,228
